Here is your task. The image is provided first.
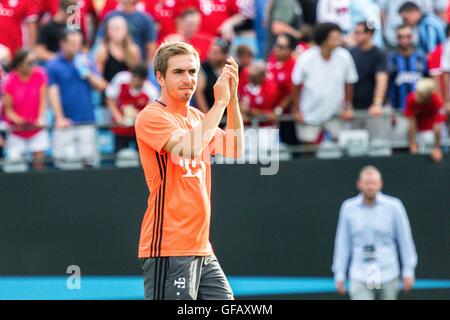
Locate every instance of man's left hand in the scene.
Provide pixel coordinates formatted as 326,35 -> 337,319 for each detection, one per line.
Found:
403,277 -> 415,292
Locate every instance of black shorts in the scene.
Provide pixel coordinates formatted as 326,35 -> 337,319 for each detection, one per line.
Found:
141,255 -> 234,300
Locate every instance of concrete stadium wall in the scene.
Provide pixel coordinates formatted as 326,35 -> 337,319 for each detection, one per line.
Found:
0,155 -> 449,299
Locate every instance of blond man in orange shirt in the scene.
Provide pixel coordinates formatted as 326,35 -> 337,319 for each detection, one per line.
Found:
135,41 -> 244,300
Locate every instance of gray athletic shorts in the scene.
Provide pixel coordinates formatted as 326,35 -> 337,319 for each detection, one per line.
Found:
141,255 -> 234,300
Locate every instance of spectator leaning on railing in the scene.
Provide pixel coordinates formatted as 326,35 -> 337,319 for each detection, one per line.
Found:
267,32 -> 299,146
404,77 -> 446,162
349,21 -> 389,140
46,29 -> 107,168
291,22 -> 358,144
2,50 -> 49,170
105,64 -> 158,152
387,24 -> 428,112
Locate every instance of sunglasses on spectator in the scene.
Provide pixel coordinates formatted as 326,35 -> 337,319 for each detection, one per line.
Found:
397,34 -> 412,39
275,43 -> 289,50
23,60 -> 35,66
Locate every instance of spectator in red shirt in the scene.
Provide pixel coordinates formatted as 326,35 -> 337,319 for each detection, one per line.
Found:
405,77 -> 446,162
163,8 -> 214,62
239,60 -> 279,162
0,0 -> 38,56
240,60 -> 278,127
144,0 -> 199,42
267,32 -> 299,146
105,64 -> 158,152
2,50 -> 49,169
197,0 -> 247,40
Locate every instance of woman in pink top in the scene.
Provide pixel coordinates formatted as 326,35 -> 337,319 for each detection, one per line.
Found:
2,50 -> 49,169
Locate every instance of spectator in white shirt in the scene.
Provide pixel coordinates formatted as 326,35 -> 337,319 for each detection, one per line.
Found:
291,23 -> 358,144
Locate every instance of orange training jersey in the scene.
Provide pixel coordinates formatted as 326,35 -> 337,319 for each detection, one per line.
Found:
135,102 -> 224,258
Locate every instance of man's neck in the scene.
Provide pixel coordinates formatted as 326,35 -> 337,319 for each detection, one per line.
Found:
122,4 -> 136,13
360,40 -> 374,51
159,93 -> 189,117
362,194 -> 378,206
53,12 -> 66,23
398,46 -> 414,57
320,47 -> 332,60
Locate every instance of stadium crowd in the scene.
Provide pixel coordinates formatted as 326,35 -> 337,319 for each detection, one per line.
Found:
0,0 -> 449,169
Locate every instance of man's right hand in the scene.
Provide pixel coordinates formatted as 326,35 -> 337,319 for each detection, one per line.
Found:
294,111 -> 303,124
55,117 -> 72,129
336,280 -> 346,295
409,144 -> 418,154
213,70 -> 231,106
368,104 -> 383,117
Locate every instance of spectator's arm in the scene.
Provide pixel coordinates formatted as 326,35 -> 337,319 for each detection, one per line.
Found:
278,91 -> 294,112
292,85 -> 303,123
394,200 -> 418,281
35,44 -> 56,62
48,84 -> 71,128
194,70 -> 211,113
38,84 -> 47,123
131,44 -> 142,66
407,117 -> 417,153
27,21 -> 38,48
2,93 -> 24,125
146,42 -> 156,65
94,43 -> 107,76
344,83 -> 353,108
87,72 -> 108,92
433,122 -> 441,149
219,13 -> 246,40
373,72 -> 388,106
271,21 -> 301,39
369,72 -> 388,116
332,204 -> 351,285
443,72 -> 450,108
106,98 -> 124,125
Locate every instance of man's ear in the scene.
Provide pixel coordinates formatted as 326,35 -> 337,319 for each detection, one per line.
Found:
156,71 -> 165,88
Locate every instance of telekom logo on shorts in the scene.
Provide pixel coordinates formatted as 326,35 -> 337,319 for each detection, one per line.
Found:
179,159 -> 206,179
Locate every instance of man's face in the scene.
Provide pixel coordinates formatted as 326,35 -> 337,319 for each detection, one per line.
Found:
61,33 -> 82,58
131,75 -> 144,89
400,10 -> 421,26
274,35 -> 291,61
397,27 -> 414,49
207,44 -> 227,67
180,13 -> 201,39
107,17 -> 128,43
157,54 -> 199,103
353,25 -> 371,47
323,30 -> 343,51
357,171 -> 383,200
18,52 -> 36,75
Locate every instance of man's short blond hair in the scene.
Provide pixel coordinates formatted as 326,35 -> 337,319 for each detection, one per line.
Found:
415,78 -> 436,103
153,41 -> 200,77
358,165 -> 382,181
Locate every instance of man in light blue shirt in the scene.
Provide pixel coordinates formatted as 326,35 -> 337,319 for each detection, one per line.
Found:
332,166 -> 417,300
